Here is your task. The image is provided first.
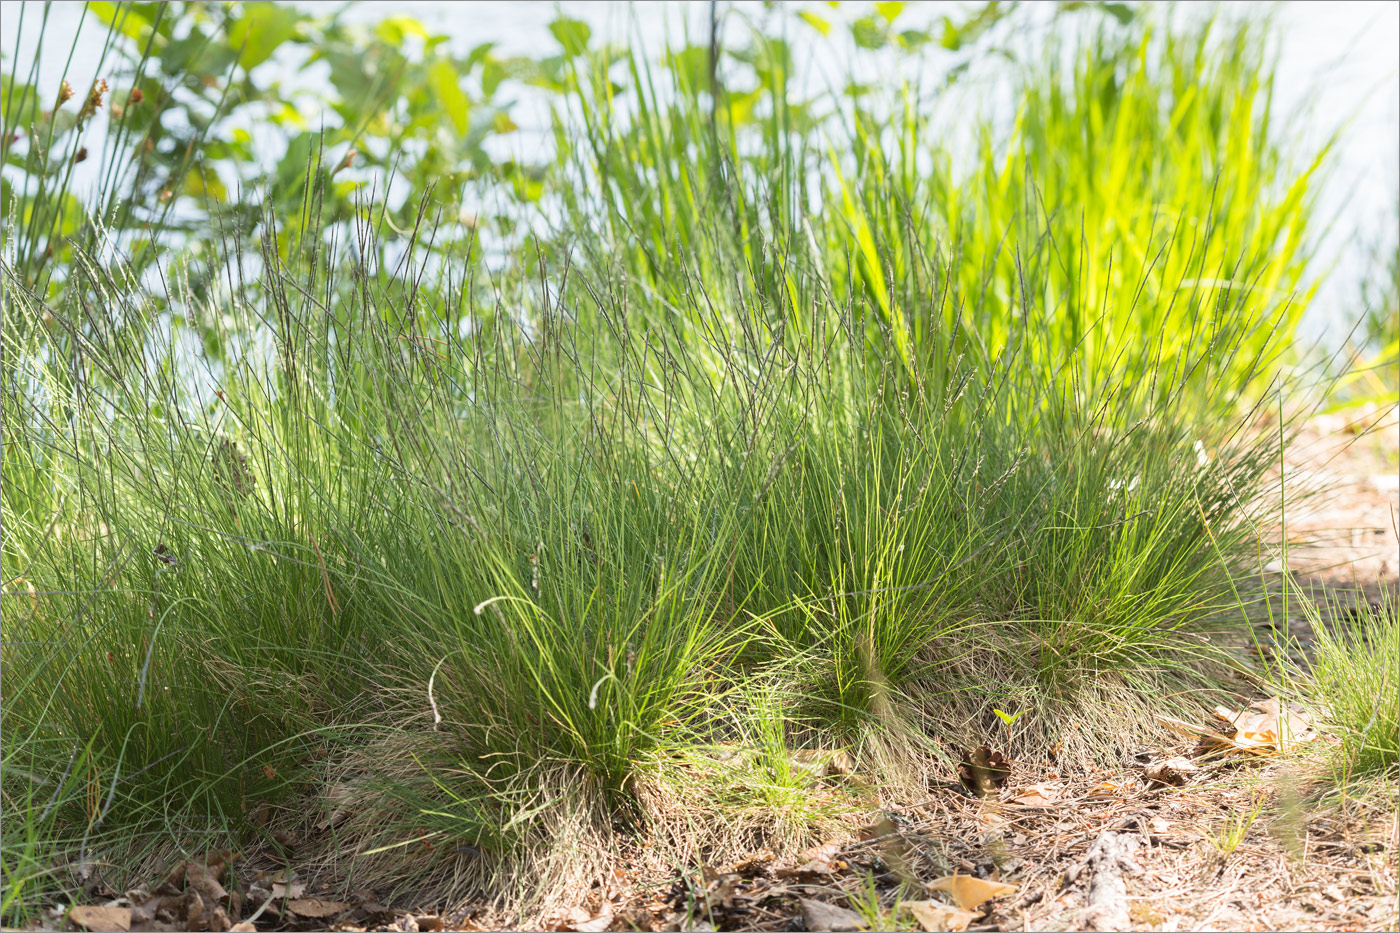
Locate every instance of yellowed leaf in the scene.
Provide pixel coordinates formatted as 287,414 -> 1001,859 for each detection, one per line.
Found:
1210,698 -> 1321,755
904,899 -> 979,932
1088,776 -> 1137,797
925,874 -> 1017,911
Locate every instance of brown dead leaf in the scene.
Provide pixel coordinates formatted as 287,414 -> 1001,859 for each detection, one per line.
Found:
249,867 -> 306,901
289,897 -> 351,919
1087,776 -> 1138,797
777,858 -> 837,879
557,906 -> 592,928
798,897 -> 868,931
957,746 -> 1011,797
554,904 -> 615,932
69,905 -> 132,932
1212,698 -> 1320,753
317,778 -> 363,830
791,748 -> 856,778
799,839 -> 842,863
179,887 -> 231,931
1010,783 -> 1058,807
229,924 -> 257,933
860,812 -> 919,885
859,813 -> 900,842
974,809 -> 1009,830
778,838 -> 845,878
1162,700 -> 1320,757
1143,756 -> 1197,787
925,874 -> 1017,912
903,899 -> 979,932
184,863 -> 228,906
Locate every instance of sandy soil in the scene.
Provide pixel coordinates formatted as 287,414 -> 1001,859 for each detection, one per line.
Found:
1249,404 -> 1399,660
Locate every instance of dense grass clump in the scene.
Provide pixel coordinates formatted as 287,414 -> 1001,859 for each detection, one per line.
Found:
0,201 -> 1294,916
0,3 -> 1338,923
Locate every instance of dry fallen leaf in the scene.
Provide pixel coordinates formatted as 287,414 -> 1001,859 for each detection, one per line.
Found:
778,838 -> 844,878
1212,698 -> 1319,753
925,874 -> 1017,912
184,862 -> 229,906
1161,699 -> 1320,757
903,899 -> 980,932
860,812 -> 920,885
957,746 -> 1011,797
68,905 -> 131,932
800,840 -> 843,863
974,809 -> 1009,830
249,867 -> 306,901
860,813 -> 901,842
799,897 -> 868,932
317,777 -> 364,829
791,748 -> 856,777
1010,783 -> 1058,807
289,897 -> 351,919
1143,756 -> 1197,787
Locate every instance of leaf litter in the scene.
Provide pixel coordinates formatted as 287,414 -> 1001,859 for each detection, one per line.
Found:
37,700 -> 1395,932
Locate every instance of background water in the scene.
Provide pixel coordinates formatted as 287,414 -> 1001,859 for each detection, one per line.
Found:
4,0 -> 1397,341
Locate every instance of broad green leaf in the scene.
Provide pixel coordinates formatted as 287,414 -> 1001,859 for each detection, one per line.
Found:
831,150 -> 908,375
851,16 -> 886,50
482,59 -> 506,97
665,46 -> 711,92
897,28 -> 933,50
274,102 -> 308,131
375,15 -> 430,45
227,2 -> 302,71
465,42 -> 497,72
1101,3 -> 1136,25
875,1 -> 906,23
549,17 -> 591,57
429,60 -> 470,135
87,2 -> 160,43
181,165 -> 228,203
0,75 -> 41,131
